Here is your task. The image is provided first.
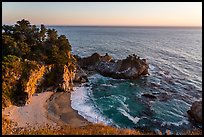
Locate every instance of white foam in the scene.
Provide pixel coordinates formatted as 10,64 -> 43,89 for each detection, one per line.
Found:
89,74 -> 104,81
149,64 -> 156,71
89,73 -> 112,82
161,118 -> 189,127
117,107 -> 140,124
101,84 -> 117,88
71,86 -> 113,125
114,95 -> 129,112
130,82 -> 134,86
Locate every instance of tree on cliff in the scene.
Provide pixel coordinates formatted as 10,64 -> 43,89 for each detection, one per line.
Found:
2,19 -> 73,65
2,19 -> 75,108
39,24 -> 47,42
47,29 -> 58,43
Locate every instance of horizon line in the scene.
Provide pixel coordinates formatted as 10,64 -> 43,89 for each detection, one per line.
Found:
2,23 -> 202,28
45,25 -> 202,28
44,24 -> 202,28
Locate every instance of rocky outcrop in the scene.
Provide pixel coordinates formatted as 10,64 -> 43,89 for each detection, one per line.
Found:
24,65 -> 46,104
14,62 -> 76,105
73,65 -> 88,83
8,61 -> 48,106
37,53 -> 77,93
187,101 -> 202,123
76,53 -> 149,80
58,65 -> 76,92
43,64 -> 76,93
76,53 -> 113,70
51,52 -> 77,92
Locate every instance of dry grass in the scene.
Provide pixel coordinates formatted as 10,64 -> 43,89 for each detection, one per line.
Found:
2,119 -> 154,135
181,129 -> 202,135
57,124 -> 155,135
2,116 -> 202,135
2,116 -> 16,135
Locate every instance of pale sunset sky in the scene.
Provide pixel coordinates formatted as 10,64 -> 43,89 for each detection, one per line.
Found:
2,2 -> 202,26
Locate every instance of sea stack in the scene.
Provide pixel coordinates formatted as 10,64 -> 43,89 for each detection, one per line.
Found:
76,53 -> 149,79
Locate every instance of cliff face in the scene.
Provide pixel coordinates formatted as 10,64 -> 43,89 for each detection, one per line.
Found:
13,63 -> 76,106
2,59 -> 48,107
58,65 -> 76,92
13,62 -> 49,106
2,56 -> 77,108
23,65 -> 46,104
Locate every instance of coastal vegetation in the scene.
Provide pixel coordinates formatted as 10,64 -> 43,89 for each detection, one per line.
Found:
2,19 -> 76,108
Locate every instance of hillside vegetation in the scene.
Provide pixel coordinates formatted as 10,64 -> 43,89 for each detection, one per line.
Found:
2,19 -> 76,108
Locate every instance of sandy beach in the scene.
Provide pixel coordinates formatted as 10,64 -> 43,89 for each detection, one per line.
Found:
2,91 -> 90,130
46,92 -> 91,127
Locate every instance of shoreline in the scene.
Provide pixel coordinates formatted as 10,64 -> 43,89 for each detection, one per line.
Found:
2,91 -> 91,131
2,90 -> 202,135
45,91 -> 91,127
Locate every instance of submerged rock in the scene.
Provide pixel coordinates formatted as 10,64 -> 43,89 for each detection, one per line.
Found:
187,101 -> 202,123
141,94 -> 157,100
157,93 -> 171,102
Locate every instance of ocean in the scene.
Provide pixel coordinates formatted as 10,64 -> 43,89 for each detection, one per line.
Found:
48,26 -> 202,133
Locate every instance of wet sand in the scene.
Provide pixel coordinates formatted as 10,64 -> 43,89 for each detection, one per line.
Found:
45,92 -> 91,127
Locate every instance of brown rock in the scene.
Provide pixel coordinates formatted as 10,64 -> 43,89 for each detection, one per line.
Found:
58,65 -> 76,92
76,52 -> 112,70
76,53 -> 101,70
76,53 -> 149,80
187,101 -> 202,123
73,65 -> 88,83
96,54 -> 149,79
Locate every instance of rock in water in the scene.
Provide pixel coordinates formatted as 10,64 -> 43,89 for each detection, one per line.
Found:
76,53 -> 113,70
141,94 -> 157,100
76,53 -> 149,80
187,101 -> 202,123
96,54 -> 149,79
73,65 -> 88,83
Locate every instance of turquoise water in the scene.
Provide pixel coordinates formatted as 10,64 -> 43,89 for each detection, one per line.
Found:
87,74 -> 192,132
50,26 -> 202,133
